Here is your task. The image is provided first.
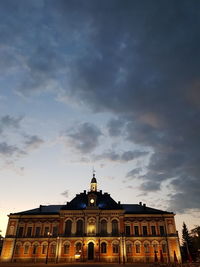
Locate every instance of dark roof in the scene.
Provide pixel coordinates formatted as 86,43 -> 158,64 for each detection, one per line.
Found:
122,204 -> 173,214
91,177 -> 97,183
11,205 -> 63,215
10,193 -> 173,215
61,191 -> 122,210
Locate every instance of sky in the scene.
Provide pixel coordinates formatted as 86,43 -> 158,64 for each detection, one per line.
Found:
1,0 -> 200,237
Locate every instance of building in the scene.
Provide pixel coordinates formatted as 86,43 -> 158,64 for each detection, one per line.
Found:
1,175 -> 181,263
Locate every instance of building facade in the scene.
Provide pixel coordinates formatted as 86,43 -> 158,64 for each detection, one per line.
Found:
1,175 -> 181,263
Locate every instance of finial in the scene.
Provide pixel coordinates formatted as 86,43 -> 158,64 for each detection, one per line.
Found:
92,167 -> 96,178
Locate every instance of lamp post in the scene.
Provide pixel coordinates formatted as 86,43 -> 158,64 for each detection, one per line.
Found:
46,232 -> 52,264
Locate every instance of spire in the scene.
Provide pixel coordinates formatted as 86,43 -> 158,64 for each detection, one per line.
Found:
90,170 -> 97,191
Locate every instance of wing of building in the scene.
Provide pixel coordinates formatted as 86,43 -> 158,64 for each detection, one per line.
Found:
1,175 -> 181,263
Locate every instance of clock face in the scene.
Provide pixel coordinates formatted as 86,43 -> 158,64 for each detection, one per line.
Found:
90,198 -> 94,204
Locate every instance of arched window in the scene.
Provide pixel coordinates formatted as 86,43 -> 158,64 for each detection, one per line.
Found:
65,220 -> 72,236
135,243 -> 140,253
64,243 -> 70,254
75,242 -> 82,254
152,242 -> 159,252
112,242 -> 119,253
50,244 -> 56,254
112,220 -> 119,235
32,244 -> 38,255
126,242 -> 132,253
15,244 -> 20,255
76,220 -> 84,235
144,243 -> 150,253
100,220 -> 107,235
162,243 -> 167,253
24,244 -> 30,254
42,244 -> 48,254
101,242 -> 107,253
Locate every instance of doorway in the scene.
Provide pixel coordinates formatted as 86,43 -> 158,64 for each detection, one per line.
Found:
88,242 -> 94,260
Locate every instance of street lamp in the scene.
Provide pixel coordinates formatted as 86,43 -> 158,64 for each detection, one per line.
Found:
46,232 -> 52,264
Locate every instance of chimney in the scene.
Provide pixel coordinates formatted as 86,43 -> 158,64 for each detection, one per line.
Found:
139,202 -> 142,206
118,201 -> 121,205
143,203 -> 146,208
83,190 -> 86,194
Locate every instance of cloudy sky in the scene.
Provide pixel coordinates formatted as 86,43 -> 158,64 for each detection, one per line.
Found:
1,0 -> 200,236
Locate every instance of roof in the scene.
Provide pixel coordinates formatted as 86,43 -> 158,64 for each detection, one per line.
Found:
122,204 -> 173,214
10,205 -> 63,215
10,192 -> 173,215
61,191 -> 122,210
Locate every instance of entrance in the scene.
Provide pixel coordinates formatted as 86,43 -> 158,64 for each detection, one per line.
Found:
88,242 -> 94,260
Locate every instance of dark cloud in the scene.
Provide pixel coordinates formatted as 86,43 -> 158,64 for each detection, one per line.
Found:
24,135 -> 44,150
95,150 -> 148,162
0,142 -> 25,157
0,115 -> 22,133
61,189 -> 69,199
67,122 -> 102,153
107,118 -> 125,137
126,168 -> 143,178
1,1 -> 200,212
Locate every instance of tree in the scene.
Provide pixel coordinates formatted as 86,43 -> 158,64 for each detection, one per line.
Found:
191,225 -> 200,260
182,222 -> 194,261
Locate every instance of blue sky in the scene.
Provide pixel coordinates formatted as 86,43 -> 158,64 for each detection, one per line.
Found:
1,0 -> 200,236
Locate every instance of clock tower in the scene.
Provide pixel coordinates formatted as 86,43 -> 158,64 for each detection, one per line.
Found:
90,173 -> 97,192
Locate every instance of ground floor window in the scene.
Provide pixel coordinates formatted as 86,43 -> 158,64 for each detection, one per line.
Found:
101,242 -> 107,253
64,244 -> 70,254
112,243 -> 119,253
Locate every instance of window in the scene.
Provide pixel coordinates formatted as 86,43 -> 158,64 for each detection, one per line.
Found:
75,242 -> 82,254
126,243 -> 132,253
64,244 -> 70,254
52,226 -> 58,237
76,220 -> 84,235
44,226 -> 50,237
160,226 -> 165,236
26,227 -> 32,237
142,226 -> 148,236
162,243 -> 167,253
24,244 -> 29,254
125,225 -> 131,236
50,244 -> 56,254
33,245 -> 38,255
112,220 -> 118,235
65,220 -> 72,236
144,243 -> 150,253
100,220 -> 107,235
18,227 -> 24,237
153,243 -> 158,252
15,244 -> 20,255
134,226 -> 139,236
35,227 -> 41,237
101,242 -> 107,253
151,226 -> 156,235
112,243 -> 119,253
42,244 -> 48,254
135,243 -> 140,253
